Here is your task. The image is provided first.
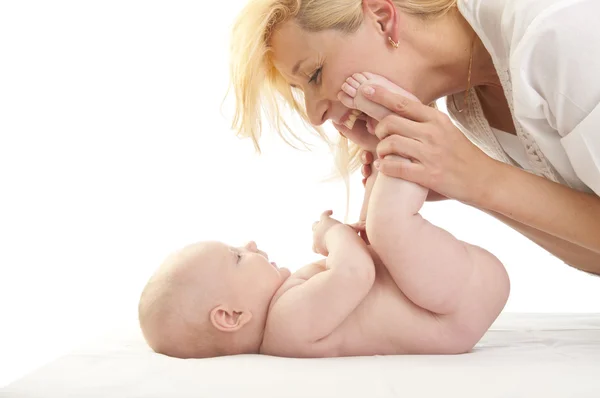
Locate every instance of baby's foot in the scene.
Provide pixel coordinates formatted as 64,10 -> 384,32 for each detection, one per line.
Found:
339,72 -> 420,131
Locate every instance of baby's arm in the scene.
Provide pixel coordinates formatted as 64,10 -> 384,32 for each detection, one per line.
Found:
271,224 -> 375,345
366,155 -> 475,315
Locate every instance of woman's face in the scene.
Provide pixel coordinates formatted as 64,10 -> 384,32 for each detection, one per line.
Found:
270,17 -> 408,128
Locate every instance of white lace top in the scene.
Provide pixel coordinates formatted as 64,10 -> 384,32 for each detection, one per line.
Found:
449,0 -> 600,196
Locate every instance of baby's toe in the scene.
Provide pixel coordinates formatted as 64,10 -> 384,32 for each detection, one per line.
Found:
352,89 -> 393,122
341,82 -> 357,98
337,90 -> 355,109
363,72 -> 378,80
346,76 -> 361,89
352,73 -> 369,84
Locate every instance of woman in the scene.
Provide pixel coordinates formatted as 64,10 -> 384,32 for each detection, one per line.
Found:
229,0 -> 600,274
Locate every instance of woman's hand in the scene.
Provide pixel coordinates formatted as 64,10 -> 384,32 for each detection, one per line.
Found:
359,149 -> 448,201
359,150 -> 375,187
361,84 -> 497,204
333,120 -> 379,153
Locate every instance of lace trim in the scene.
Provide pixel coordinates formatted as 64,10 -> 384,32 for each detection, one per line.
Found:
447,67 -> 567,186
446,89 -> 516,167
495,69 -> 566,185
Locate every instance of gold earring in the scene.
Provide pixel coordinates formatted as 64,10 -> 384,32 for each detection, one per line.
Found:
388,36 -> 399,48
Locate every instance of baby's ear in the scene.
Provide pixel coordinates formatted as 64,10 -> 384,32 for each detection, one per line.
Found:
209,305 -> 252,332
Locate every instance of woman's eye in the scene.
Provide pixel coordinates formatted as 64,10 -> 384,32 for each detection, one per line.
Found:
308,67 -> 322,84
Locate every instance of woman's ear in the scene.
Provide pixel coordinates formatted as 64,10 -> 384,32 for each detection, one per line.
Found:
209,305 -> 253,332
362,0 -> 399,39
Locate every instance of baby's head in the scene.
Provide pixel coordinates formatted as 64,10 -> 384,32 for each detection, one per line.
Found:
138,241 -> 290,358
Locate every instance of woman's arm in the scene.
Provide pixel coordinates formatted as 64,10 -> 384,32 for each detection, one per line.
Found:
359,149 -> 600,273
477,160 -> 600,272
480,208 -> 600,275
360,85 -> 600,269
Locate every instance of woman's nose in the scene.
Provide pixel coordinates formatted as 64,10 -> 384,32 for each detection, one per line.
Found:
305,96 -> 329,126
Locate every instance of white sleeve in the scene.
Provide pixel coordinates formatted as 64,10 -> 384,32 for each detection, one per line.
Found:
509,0 -> 600,195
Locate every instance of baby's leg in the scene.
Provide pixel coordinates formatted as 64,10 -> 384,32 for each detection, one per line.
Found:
341,72 -> 428,215
366,157 -> 509,338
366,154 -> 478,316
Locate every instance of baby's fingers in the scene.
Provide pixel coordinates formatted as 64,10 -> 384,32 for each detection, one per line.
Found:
347,221 -> 366,232
312,220 -> 319,231
321,210 -> 333,219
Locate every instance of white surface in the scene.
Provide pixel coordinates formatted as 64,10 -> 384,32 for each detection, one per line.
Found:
2,313 -> 600,398
2,0 -> 600,389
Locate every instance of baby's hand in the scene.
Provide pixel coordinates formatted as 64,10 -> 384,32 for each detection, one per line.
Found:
312,210 -> 342,256
348,221 -> 370,245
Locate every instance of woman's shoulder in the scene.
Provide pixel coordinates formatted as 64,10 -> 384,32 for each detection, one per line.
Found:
460,0 -> 597,59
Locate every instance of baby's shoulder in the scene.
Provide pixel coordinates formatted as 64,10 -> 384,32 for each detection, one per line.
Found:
269,260 -> 328,306
265,260 -> 328,324
291,259 -> 327,278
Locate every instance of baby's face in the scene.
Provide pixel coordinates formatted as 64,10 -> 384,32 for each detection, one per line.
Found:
197,241 -> 290,314
222,241 -> 290,301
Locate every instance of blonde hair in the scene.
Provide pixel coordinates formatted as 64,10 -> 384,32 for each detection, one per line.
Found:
229,0 -> 456,210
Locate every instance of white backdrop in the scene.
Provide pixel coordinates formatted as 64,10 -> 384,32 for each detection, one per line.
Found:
1,0 -> 598,388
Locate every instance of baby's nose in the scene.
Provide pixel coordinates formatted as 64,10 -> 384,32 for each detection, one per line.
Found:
245,241 -> 258,252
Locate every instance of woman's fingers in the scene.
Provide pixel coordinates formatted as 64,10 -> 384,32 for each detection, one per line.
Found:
333,121 -> 379,152
361,150 -> 374,165
374,156 -> 426,182
360,150 -> 373,184
361,84 -> 435,123
376,134 -> 422,161
374,114 -> 422,142
362,163 -> 371,178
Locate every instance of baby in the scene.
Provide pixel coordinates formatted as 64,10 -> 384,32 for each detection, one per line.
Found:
138,74 -> 510,359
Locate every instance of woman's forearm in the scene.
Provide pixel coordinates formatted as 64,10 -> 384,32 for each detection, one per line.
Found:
479,208 -> 600,274
477,159 -> 600,255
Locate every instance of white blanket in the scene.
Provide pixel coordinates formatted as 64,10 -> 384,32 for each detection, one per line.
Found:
2,313 -> 600,398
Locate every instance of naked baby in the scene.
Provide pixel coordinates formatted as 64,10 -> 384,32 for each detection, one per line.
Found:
138,74 -> 510,359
